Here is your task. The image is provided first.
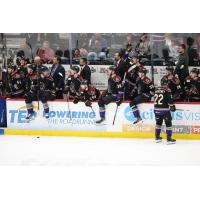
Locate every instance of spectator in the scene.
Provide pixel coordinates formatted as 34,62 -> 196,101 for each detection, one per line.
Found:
50,56 -> 65,99
89,33 -> 108,52
79,48 -> 88,57
124,33 -> 134,48
74,33 -> 90,49
17,42 -> 33,60
174,44 -> 189,88
135,33 -> 150,58
79,58 -> 91,84
73,48 -> 81,58
37,41 -> 55,64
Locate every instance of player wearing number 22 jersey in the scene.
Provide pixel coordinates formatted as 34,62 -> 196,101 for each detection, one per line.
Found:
154,85 -> 176,144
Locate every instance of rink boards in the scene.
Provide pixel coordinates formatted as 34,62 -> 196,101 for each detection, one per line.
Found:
2,99 -> 200,139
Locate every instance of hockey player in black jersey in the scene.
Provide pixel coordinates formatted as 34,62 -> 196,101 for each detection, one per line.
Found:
123,55 -> 144,100
96,66 -> 122,124
161,66 -> 182,101
75,80 -> 100,107
24,66 -> 56,121
7,64 -> 25,98
65,66 -> 83,100
154,84 -> 176,144
184,68 -> 200,102
129,68 -> 154,124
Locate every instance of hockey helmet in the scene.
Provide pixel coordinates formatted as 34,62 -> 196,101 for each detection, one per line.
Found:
71,65 -> 80,73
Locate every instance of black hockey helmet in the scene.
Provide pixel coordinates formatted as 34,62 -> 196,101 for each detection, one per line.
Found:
27,64 -> 36,72
71,65 -> 80,73
190,68 -> 199,75
139,68 -> 147,74
161,78 -> 169,86
165,66 -> 174,73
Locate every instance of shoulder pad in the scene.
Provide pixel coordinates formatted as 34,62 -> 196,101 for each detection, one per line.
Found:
88,86 -> 96,95
112,75 -> 121,82
143,76 -> 151,84
14,73 -> 21,79
172,76 -> 180,84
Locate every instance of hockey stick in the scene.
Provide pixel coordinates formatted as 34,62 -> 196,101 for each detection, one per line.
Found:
66,91 -> 72,121
176,109 -> 190,112
90,106 -> 95,113
112,104 -> 119,125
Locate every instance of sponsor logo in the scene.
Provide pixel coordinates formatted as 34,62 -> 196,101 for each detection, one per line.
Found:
123,124 -> 155,132
191,126 -> 200,134
124,106 -> 200,122
124,107 -> 155,122
9,106 -> 96,124
168,125 -> 190,134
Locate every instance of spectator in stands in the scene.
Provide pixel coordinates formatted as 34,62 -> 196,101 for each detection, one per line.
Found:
79,48 -> 88,57
50,56 -> 65,99
174,44 -> 189,88
89,33 -> 108,52
37,41 -> 55,64
135,33 -> 150,58
79,58 -> 91,84
73,48 -> 81,58
17,42 -> 33,60
74,33 -> 90,49
125,33 -> 134,47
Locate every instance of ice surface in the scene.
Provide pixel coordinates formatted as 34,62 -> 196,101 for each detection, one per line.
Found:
0,135 -> 200,165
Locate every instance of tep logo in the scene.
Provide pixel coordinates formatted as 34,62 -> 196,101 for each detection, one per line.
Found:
124,106 -> 136,122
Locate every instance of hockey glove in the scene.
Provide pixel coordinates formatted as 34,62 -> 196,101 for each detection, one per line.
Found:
85,100 -> 92,107
170,105 -> 176,112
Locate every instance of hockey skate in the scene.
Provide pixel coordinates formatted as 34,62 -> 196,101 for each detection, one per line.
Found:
133,117 -> 143,124
155,136 -> 162,143
167,138 -> 176,145
45,113 -> 49,119
25,113 -> 35,122
95,118 -> 106,125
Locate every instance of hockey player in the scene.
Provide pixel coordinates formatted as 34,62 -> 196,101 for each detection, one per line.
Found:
123,55 -> 144,100
184,68 -> 200,102
24,66 -> 56,121
96,66 -> 122,124
74,80 -> 100,107
65,66 -> 83,100
129,68 -> 154,124
16,57 -> 29,79
6,64 -> 25,98
154,84 -> 176,144
161,66 -> 182,101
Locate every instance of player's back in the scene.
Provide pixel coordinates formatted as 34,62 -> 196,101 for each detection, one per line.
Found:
154,86 -> 173,111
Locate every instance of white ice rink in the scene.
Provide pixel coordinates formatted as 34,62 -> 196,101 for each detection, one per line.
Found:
0,135 -> 200,165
